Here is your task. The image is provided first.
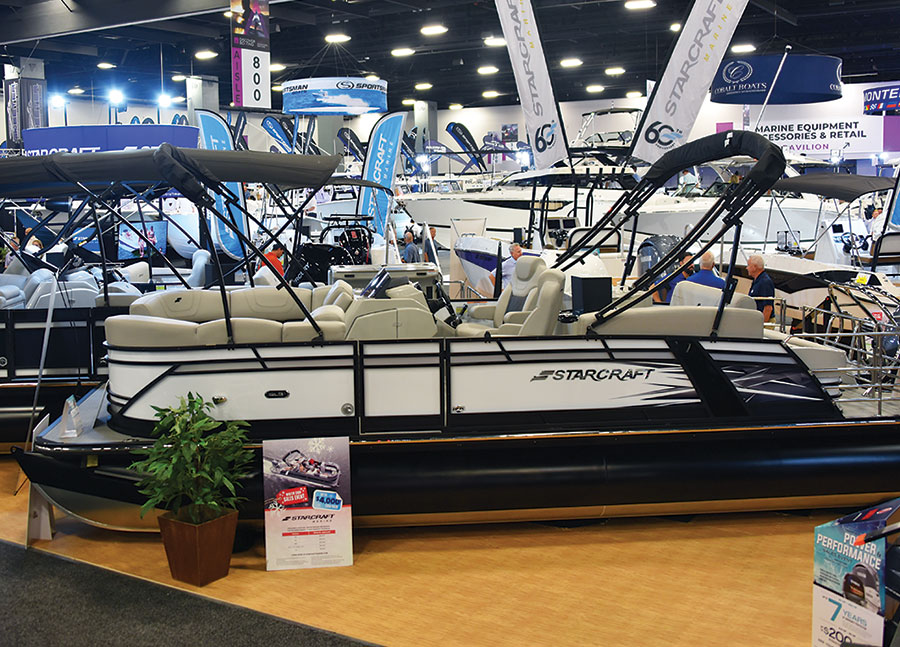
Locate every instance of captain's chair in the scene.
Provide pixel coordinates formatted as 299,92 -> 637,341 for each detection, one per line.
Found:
460,268 -> 565,337
456,255 -> 547,337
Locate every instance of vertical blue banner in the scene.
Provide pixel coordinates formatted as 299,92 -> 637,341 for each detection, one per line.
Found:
356,112 -> 405,236
195,109 -> 248,260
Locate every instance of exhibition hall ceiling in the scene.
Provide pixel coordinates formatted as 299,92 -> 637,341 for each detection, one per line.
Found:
0,0 -> 897,112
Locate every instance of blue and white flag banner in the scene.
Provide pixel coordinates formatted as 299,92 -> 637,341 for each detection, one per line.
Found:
356,112 -> 405,236
195,109 -> 249,261
632,0 -> 750,165
494,0 -> 566,170
282,77 -> 388,116
864,84 -> 900,115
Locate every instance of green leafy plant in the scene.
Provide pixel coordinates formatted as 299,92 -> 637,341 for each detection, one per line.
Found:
130,393 -> 254,525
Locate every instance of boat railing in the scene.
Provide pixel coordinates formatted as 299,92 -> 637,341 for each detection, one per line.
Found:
785,305 -> 900,417
446,279 -> 486,300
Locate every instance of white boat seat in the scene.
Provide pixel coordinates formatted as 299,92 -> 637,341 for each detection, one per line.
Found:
121,261 -> 150,283
0,284 -> 24,309
458,269 -> 565,337
187,249 -> 212,288
573,306 -> 764,338
230,286 -> 313,321
196,317 -> 284,345
106,315 -> 200,348
282,310 -> 347,342
251,266 -> 278,286
457,256 -> 547,336
0,273 -> 28,291
344,296 -> 437,340
311,280 -> 354,311
94,281 -> 143,307
670,281 -> 756,310
130,288 -> 227,322
22,269 -> 55,302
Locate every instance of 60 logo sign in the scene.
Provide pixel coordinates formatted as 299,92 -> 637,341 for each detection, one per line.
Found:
534,122 -> 557,154
643,121 -> 682,149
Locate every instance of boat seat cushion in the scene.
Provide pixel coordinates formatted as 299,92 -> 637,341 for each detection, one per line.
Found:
0,284 -> 24,309
282,319 -> 346,342
196,317 -> 284,345
229,286 -> 313,321
344,298 -> 437,340
320,280 -> 354,310
105,314 -> 200,348
573,306 -> 763,338
670,281 -> 757,310
22,268 -> 55,302
0,273 -> 28,290
130,288 -> 227,322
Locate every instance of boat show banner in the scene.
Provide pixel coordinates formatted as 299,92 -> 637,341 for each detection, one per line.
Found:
494,0 -> 566,170
230,0 -> 270,109
22,124 -> 199,156
282,77 -> 388,115
631,0 -> 750,165
263,437 -> 353,570
195,109 -> 249,260
356,112 -> 405,236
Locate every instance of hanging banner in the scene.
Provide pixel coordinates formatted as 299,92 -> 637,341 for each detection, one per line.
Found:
864,83 -> 900,114
263,437 -> 353,570
195,109 -> 249,260
356,112 -> 405,236
632,0 -> 751,165
22,124 -> 199,156
494,0 -> 566,170
711,55 -> 842,105
230,0 -> 270,109
282,77 -> 388,115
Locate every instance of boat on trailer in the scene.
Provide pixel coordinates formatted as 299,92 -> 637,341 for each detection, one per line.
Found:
14,131 -> 900,530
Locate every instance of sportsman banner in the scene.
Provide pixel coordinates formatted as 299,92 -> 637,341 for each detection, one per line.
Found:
494,0 -> 567,170
631,0 -> 750,165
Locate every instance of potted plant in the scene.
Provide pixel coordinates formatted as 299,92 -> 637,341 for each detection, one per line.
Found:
131,392 -> 254,586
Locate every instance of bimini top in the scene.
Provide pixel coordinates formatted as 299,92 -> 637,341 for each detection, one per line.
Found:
773,174 -> 895,202
0,146 -> 341,199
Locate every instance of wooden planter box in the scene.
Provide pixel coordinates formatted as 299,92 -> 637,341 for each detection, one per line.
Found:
157,509 -> 239,586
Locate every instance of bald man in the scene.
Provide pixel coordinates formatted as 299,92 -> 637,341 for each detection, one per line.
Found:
685,251 -> 725,290
747,254 -> 775,321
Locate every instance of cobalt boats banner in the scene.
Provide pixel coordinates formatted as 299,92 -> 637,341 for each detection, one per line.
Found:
22,124 -> 199,156
632,0 -> 750,165
356,112 -> 405,236
282,77 -> 388,115
494,0 -> 566,170
711,55 -> 842,105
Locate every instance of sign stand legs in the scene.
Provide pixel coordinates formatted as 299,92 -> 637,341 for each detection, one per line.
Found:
26,484 -> 55,545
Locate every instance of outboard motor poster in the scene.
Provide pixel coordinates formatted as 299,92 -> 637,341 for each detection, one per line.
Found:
195,109 -> 249,260
263,437 -> 352,570
494,0 -> 566,170
356,112 -> 405,236
631,0 -> 750,165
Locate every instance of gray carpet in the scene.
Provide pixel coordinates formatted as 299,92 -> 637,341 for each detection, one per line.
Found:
0,540 -> 375,647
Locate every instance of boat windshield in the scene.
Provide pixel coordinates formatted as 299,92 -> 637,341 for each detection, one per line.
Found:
492,171 -> 639,190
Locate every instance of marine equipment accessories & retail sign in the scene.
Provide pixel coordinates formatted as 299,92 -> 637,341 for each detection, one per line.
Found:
494,0 -> 567,170
631,0 -> 750,165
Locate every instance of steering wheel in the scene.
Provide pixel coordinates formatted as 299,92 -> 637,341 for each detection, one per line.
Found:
433,282 -> 462,328
841,232 -> 870,254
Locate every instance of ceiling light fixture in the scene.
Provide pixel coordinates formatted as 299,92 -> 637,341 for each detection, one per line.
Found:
586,84 -> 605,93
420,24 -> 448,36
97,62 -> 116,70
560,58 -> 583,68
731,43 -> 756,53
270,63 -> 286,72
605,66 -> 626,75
670,22 -> 681,32
484,36 -> 506,47
171,74 -> 186,82
415,82 -> 433,90
391,47 -> 415,57
67,87 -> 85,95
49,94 -> 65,110
325,33 -> 351,44
158,94 -> 172,108
223,10 -> 233,18
365,74 -> 380,81
626,91 -> 643,98
401,98 -> 416,106
108,89 -> 124,106
272,85 -> 283,92
172,96 -> 185,103
195,49 -> 218,60
477,65 -> 499,75
449,103 -> 463,110
624,0 -> 656,9
482,90 -> 499,98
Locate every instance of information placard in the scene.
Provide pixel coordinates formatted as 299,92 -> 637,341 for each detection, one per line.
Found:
263,437 -> 352,570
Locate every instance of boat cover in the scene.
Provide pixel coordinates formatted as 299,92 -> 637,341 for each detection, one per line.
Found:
0,147 -> 341,199
773,175 -> 895,202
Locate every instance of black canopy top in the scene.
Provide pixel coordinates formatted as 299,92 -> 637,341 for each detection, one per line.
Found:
0,146 -> 341,199
773,174 -> 895,202
642,130 -> 786,190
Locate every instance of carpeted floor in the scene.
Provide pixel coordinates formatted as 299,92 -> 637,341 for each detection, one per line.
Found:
0,540 -> 375,647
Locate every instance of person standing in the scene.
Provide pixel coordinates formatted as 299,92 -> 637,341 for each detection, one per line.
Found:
490,243 -> 523,288
262,242 -> 286,276
686,251 -> 725,289
747,254 -> 775,322
678,168 -> 699,194
402,231 -> 421,263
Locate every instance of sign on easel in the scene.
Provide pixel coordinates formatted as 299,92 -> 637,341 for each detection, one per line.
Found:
262,437 -> 352,570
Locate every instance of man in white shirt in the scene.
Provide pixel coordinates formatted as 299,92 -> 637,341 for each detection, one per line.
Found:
678,168 -> 699,195
490,243 -> 523,288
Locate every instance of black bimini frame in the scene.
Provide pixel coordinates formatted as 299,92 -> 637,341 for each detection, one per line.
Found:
552,130 -> 786,337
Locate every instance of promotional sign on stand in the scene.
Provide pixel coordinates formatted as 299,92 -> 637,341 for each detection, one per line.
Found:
230,0 -> 270,109
812,498 -> 900,646
356,112 -> 406,237
263,437 -> 353,570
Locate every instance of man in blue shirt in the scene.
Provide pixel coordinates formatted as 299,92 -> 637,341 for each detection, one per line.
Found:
652,251 -> 694,304
402,231 -> 420,263
686,251 -> 725,289
747,254 -> 775,321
